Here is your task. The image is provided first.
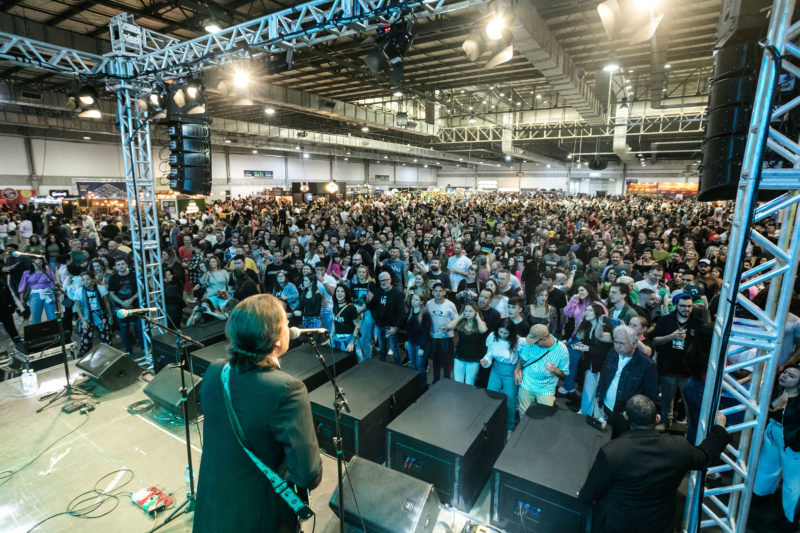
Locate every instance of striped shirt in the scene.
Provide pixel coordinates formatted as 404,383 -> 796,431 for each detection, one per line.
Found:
518,336 -> 570,395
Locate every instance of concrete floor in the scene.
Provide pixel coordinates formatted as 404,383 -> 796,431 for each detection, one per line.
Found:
0,361 -> 492,533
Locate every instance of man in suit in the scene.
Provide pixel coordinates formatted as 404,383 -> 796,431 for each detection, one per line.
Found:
579,395 -> 729,533
596,324 -> 658,437
194,295 -> 322,533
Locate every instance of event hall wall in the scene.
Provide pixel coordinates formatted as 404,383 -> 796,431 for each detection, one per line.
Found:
0,135 -> 698,198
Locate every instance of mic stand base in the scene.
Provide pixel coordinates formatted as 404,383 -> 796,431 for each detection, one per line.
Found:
307,336 -> 347,533
139,314 -> 203,533
34,267 -> 94,414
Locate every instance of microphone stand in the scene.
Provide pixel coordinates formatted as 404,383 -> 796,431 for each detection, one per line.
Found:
306,332 -> 348,533
138,313 -> 205,533
35,260 -> 93,413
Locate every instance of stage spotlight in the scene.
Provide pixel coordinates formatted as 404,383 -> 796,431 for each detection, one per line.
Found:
396,112 -> 409,128
67,86 -> 102,119
204,20 -> 222,33
233,70 -> 250,88
364,15 -> 415,85
486,16 -> 505,40
266,51 -> 294,74
78,85 -> 97,106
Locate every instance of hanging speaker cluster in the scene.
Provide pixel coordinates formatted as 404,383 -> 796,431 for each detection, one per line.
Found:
169,123 -> 211,195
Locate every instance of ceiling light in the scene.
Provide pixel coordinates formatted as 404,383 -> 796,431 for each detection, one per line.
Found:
625,85 -> 632,89
295,145 -> 301,150
546,164 -> 551,168
628,69 -> 634,73
635,0 -> 659,10
505,155 -> 511,161
78,85 -> 97,106
536,94 -> 542,99
346,151 -> 351,155
82,136 -> 91,140
603,61 -> 620,73
393,90 -> 403,97
468,116 -> 476,124
77,108 -> 102,119
486,16 -> 505,40
204,21 -> 222,33
303,152 -> 310,159
424,164 -> 428,168
482,100 -> 487,104
664,63 -> 671,69
567,154 -> 573,159
459,158 -> 464,161
491,104 -> 496,109
233,70 -> 250,88
413,158 -> 417,162
468,106 -> 473,111
264,107 -> 275,115
344,157 -> 349,161
361,126 -> 370,132
516,102 -> 521,106
252,150 -> 258,154
499,92 -> 505,97
224,139 -> 231,144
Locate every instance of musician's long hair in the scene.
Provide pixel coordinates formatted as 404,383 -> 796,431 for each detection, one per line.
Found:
226,294 -> 285,371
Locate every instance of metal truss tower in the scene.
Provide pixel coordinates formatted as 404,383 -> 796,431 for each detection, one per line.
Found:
107,14 -> 167,360
684,0 -> 800,530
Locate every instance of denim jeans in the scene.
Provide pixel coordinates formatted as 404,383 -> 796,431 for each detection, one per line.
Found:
562,345 -> 583,392
754,419 -> 800,522
357,311 -> 375,362
488,361 -> 518,430
659,375 -> 688,424
579,371 -> 601,417
28,291 -> 55,324
331,333 -> 354,353
683,376 -> 704,444
406,341 -> 428,374
453,359 -> 479,385
429,337 -> 454,383
321,308 -> 334,335
117,315 -> 142,354
376,325 -> 402,365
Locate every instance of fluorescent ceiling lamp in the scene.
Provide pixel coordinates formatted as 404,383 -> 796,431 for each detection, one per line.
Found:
205,22 -> 222,33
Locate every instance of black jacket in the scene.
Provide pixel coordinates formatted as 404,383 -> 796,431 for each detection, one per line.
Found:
578,426 -> 730,533
368,285 -> 405,328
194,361 -> 322,533
595,348 -> 658,413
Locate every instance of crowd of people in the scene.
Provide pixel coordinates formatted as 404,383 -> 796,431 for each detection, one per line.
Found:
0,189 -> 798,529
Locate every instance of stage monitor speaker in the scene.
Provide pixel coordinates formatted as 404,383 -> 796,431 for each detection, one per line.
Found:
143,365 -> 202,420
491,404 -> 610,533
330,456 -> 440,533
77,343 -> 142,391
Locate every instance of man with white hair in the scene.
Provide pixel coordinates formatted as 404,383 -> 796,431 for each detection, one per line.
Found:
595,324 -> 658,438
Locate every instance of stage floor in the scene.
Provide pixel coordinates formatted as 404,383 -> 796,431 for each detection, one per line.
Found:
0,362 -> 493,533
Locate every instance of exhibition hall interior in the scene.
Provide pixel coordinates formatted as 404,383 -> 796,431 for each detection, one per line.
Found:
1,0 -> 799,532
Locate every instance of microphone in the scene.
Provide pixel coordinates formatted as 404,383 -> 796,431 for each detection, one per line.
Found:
289,327 -> 330,339
116,307 -> 159,319
11,251 -> 45,258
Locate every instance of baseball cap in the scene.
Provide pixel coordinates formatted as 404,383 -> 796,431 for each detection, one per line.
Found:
614,265 -> 630,277
527,324 -> 550,342
698,258 -> 711,266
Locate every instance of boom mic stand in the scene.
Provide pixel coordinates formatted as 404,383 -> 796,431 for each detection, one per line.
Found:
35,259 -> 93,412
306,332 -> 348,533
139,313 -> 205,533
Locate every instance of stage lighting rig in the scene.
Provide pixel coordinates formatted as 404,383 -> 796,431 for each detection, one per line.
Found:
66,84 -> 102,119
364,13 -> 415,85
266,50 -> 294,74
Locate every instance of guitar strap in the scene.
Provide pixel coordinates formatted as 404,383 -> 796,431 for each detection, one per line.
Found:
220,363 -> 314,522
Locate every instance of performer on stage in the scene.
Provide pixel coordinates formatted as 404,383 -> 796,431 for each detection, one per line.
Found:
193,294 -> 322,533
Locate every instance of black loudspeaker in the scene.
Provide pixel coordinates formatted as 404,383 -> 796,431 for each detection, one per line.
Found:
386,380 -> 506,511
491,405 -> 610,533
143,365 -> 202,420
588,157 -> 608,170
168,120 -> 211,195
330,456 -> 440,533
76,343 -> 142,391
699,11 -> 767,201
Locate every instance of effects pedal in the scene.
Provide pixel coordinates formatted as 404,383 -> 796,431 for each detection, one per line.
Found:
62,400 -> 89,413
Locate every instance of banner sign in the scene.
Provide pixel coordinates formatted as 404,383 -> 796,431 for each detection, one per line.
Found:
49,190 -> 70,198
244,170 -> 274,178
374,174 -> 390,181
76,181 -> 127,199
